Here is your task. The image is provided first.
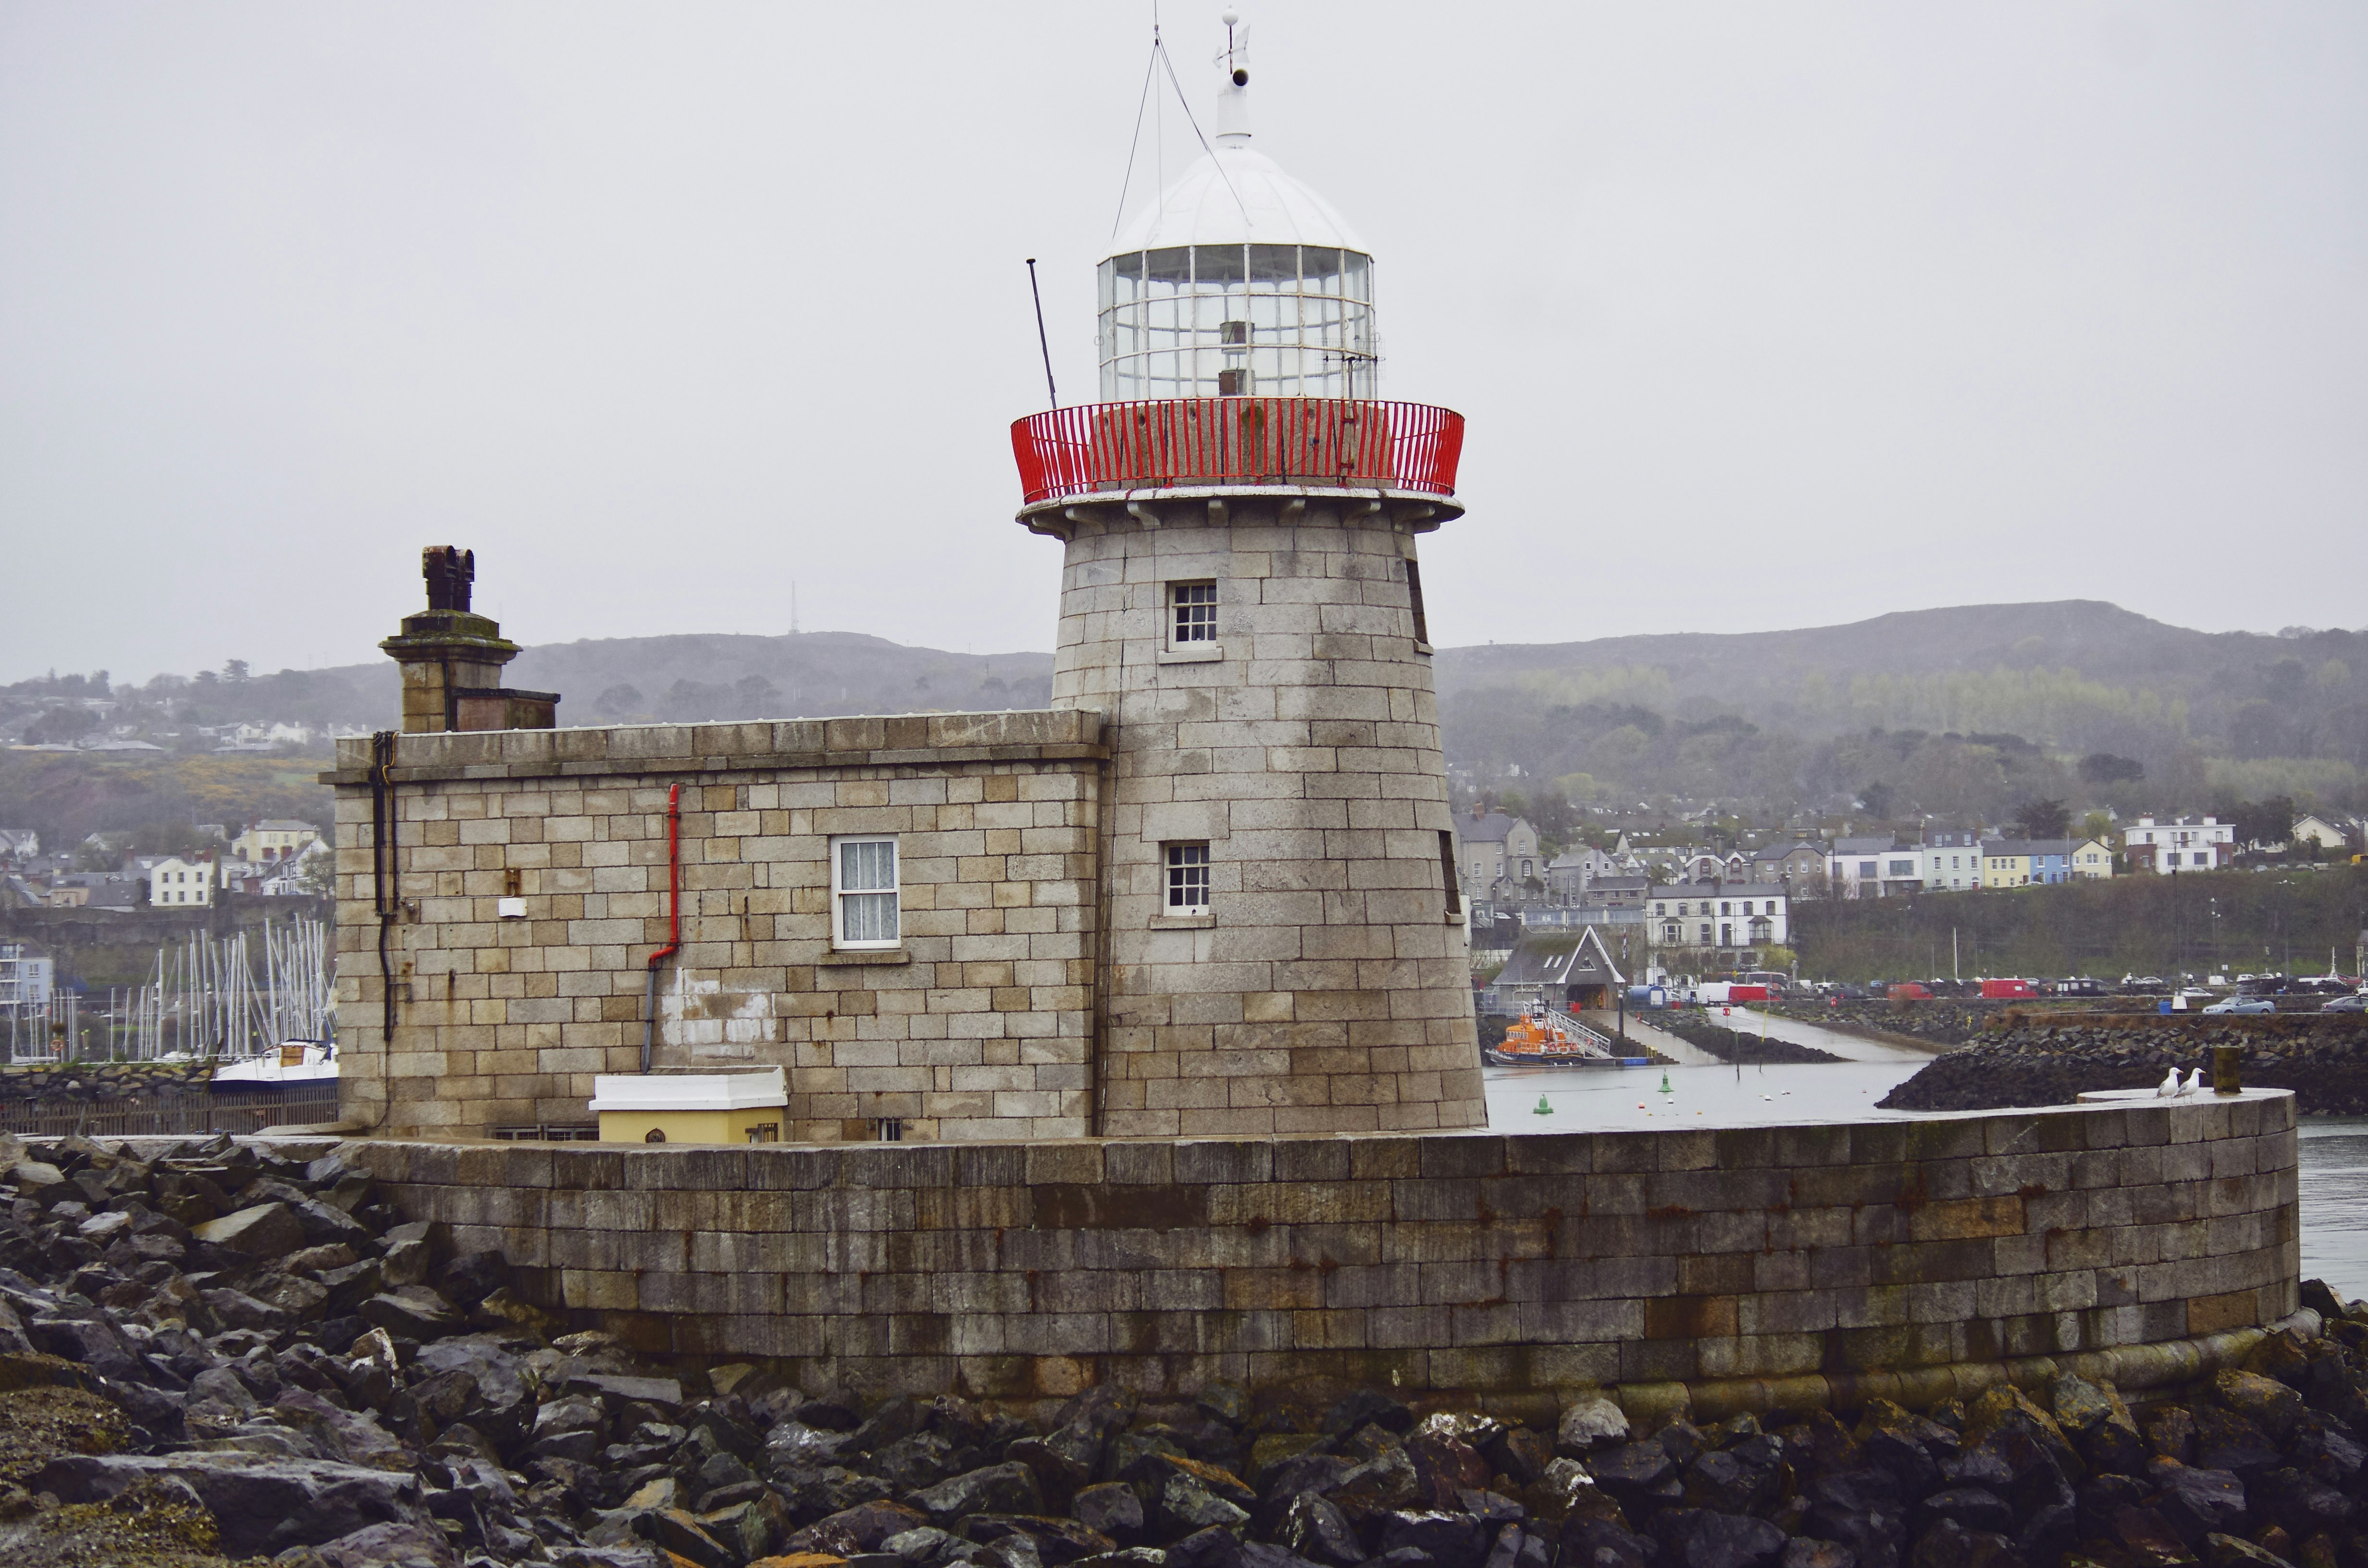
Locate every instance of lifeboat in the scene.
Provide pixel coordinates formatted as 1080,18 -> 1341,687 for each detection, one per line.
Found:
1483,1007 -> 1612,1067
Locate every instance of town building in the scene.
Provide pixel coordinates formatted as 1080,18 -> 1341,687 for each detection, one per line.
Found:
1826,836 -> 1921,899
232,820 -> 321,864
1544,844 -> 1619,900
2122,814 -> 2234,873
1911,829 -> 1984,892
1453,810 -> 1539,898
1647,882 -> 1790,958
1748,841 -> 1827,893
44,874 -> 137,910
1976,837 -> 2115,888
1480,926 -> 1627,1016
0,943 -> 52,1013
148,856 -> 215,907
2292,814 -> 2356,854
332,46 -> 1483,1143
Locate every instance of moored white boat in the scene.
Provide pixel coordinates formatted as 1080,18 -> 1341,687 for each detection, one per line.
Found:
211,1040 -> 339,1087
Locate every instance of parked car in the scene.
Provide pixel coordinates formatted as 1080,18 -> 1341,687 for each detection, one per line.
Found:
2322,993 -> 2367,1014
2202,996 -> 2277,1015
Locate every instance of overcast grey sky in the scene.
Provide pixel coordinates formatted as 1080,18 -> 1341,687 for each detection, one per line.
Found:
2,2 -> 2362,685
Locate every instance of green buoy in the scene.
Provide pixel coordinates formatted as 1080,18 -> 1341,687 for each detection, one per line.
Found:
1658,1070 -> 1674,1094
1533,1094 -> 1554,1115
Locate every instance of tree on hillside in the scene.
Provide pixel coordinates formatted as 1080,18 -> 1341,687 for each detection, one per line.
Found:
2078,753 -> 2145,784
2222,796 -> 2297,851
25,707 -> 96,745
2016,797 -> 2071,838
734,674 -> 782,714
595,684 -> 644,719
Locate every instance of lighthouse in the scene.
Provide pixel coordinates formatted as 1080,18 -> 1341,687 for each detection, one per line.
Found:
1011,17 -> 1485,1137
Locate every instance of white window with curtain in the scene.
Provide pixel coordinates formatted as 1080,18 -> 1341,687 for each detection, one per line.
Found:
831,836 -> 899,948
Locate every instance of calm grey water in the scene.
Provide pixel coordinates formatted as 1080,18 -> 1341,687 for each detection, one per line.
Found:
1481,1060 -> 2368,1301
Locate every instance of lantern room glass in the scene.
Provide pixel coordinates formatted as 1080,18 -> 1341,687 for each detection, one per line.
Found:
1098,243 -> 1377,402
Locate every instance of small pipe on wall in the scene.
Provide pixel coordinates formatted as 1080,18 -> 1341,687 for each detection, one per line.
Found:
641,783 -> 682,1074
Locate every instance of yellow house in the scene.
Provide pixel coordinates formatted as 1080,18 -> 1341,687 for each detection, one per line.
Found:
589,1067 -> 788,1145
1982,836 -> 2115,888
2068,837 -> 2115,880
232,819 -> 320,864
1981,845 -> 2033,888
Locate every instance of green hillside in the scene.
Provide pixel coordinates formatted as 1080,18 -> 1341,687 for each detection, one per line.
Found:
1792,865 -> 2368,982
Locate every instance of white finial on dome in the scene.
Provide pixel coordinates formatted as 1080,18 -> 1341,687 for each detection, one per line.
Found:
1214,12 -> 1250,146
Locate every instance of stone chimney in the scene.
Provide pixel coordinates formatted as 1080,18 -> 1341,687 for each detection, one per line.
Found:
379,547 -> 560,734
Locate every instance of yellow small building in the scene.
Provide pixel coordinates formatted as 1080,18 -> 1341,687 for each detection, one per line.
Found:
2068,837 -> 2115,880
589,1067 -> 787,1145
1981,847 -> 2033,888
232,819 -> 320,865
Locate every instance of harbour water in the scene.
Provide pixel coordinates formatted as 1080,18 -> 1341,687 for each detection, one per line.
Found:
1482,1054 -> 2368,1301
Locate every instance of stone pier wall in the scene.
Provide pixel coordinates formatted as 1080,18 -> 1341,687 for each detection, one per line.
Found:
345,1092 -> 2298,1414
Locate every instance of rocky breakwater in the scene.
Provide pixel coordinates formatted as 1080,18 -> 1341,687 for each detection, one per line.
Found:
1879,1015 -> 2368,1114
0,1128 -> 2355,1568
1652,1014 -> 1841,1066
0,1057 -> 221,1105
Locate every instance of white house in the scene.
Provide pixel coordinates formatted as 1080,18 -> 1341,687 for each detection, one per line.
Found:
1827,837 -> 1922,899
1647,883 -> 1789,954
2122,815 -> 2234,874
1916,829 -> 1986,892
259,838 -> 332,896
2293,814 -> 2356,854
148,856 -> 215,908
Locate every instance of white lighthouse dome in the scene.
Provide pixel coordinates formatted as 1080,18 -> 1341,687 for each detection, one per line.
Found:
1096,26 -> 1377,403
1109,144 -> 1369,257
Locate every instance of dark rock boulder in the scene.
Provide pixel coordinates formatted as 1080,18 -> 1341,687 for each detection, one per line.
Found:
1560,1516 -> 1659,1568
1378,1510 -> 1489,1568
913,1463 -> 1049,1529
1904,1517 -> 2022,1568
1648,1508 -> 1787,1568
36,1451 -> 434,1558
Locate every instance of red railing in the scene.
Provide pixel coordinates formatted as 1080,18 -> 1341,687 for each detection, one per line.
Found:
1011,398 -> 1464,505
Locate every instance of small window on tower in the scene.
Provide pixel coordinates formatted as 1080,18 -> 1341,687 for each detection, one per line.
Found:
1165,843 -> 1211,915
1406,560 -> 1431,649
1170,581 -> 1217,646
1217,368 -> 1251,395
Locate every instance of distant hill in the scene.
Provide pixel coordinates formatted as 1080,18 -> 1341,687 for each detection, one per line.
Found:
309,631 -> 1056,727
11,601 -> 2364,835
1431,600 -> 2368,820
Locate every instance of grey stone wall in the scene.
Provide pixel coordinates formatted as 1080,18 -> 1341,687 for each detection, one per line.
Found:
327,712 -> 1107,1141
347,1092 -> 2298,1415
1032,491 -> 1484,1138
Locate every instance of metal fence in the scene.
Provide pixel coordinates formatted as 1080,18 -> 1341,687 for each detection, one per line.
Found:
0,1087 -> 339,1139
1011,397 -> 1465,504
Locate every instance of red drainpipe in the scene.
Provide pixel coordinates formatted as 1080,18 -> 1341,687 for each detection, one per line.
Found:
640,783 -> 682,1073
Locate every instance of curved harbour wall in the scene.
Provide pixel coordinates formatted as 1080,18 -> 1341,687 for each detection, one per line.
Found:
345,1091 -> 2297,1418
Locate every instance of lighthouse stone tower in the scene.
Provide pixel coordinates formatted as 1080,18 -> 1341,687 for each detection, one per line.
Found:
1011,24 -> 1485,1137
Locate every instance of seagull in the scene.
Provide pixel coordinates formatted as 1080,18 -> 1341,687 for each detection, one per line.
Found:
2158,1067 -> 2180,1097
2181,1067 -> 2205,1096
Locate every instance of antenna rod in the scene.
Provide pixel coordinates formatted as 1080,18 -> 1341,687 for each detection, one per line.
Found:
1025,258 -> 1059,408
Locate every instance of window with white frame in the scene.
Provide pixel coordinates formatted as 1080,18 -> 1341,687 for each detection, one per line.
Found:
1165,842 -> 1211,915
1169,582 -> 1217,647
831,836 -> 899,947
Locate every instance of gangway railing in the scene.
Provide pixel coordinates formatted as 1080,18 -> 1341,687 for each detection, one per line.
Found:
1542,1006 -> 1621,1059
